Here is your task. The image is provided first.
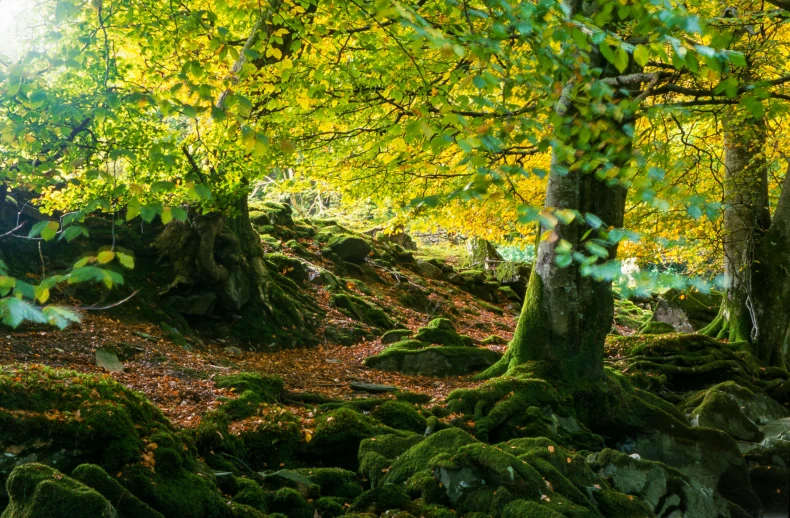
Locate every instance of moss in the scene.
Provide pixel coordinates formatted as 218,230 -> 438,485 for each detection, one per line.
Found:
314,496 -> 346,517
414,318 -> 474,347
480,334 -> 508,345
120,464 -> 232,518
381,329 -> 413,344
372,401 -> 428,434
71,464 -> 164,518
395,391 -> 433,405
240,407 -> 303,469
331,293 -> 395,329
293,468 -> 362,499
270,487 -> 313,518
638,321 -> 675,335
0,365 -> 175,475
3,463 -> 115,518
307,407 -> 411,469
501,500 -> 565,518
591,489 -> 653,518
385,428 -> 479,485
349,484 -> 414,515
478,300 -> 504,315
263,253 -> 308,283
231,478 -> 267,512
365,345 -> 501,377
613,298 -> 652,331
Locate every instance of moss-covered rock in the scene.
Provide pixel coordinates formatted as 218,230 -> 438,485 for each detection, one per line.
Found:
613,298 -> 652,332
384,428 -> 479,486
306,408 -> 411,469
372,401 -> 428,434
381,329 -> 413,344
587,448 -> 734,517
71,464 -> 164,518
327,235 -> 372,263
331,293 -> 395,330
269,487 -> 313,518
313,496 -> 345,517
215,372 -> 284,403
2,463 -> 116,518
364,345 -> 501,377
681,381 -> 788,441
349,484 -> 414,515
293,468 -> 362,500
414,318 -> 474,347
638,321 -> 675,335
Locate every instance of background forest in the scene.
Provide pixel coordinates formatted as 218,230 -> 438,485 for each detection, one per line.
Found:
1,0 -> 790,517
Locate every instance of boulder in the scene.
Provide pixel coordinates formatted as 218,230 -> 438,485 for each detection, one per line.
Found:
466,238 -> 502,271
414,259 -> 443,280
364,342 -> 501,377
587,449 -> 733,517
381,329 -> 413,344
638,320 -> 675,335
3,463 -> 118,518
328,235 -> 372,262
652,298 -> 695,333
414,318 -> 474,347
494,261 -> 531,298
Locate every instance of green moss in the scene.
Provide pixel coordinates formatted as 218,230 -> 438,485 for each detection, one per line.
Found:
293,468 -> 362,499
314,496 -> 346,517
307,407 -> 411,469
331,293 -> 395,329
591,489 -> 653,518
480,334 -> 508,345
72,464 -> 164,518
3,463 -> 115,518
240,408 -> 303,470
414,318 -> 474,346
395,391 -> 433,405
0,365 -> 174,475
381,329 -> 413,344
613,298 -> 652,331
385,428 -> 479,485
270,487 -> 313,518
231,478 -> 267,512
349,484 -> 413,515
263,253 -> 307,283
638,321 -> 675,335
478,300 -> 504,315
372,401 -> 428,433
501,500 -> 565,518
365,345 -> 501,377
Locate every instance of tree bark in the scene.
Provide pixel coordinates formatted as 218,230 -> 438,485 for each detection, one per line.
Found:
481,1 -> 635,381
702,113 -> 770,343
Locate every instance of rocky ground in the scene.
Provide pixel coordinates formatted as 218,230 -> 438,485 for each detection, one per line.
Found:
1,205 -> 789,517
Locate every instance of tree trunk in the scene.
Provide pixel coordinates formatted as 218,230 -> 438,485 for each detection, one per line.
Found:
481,2 -> 635,381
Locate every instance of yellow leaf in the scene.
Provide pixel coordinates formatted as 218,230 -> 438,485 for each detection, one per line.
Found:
97,251 -> 115,264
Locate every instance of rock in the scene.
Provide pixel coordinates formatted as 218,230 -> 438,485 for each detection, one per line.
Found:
652,298 -> 695,333
660,289 -> 722,330
414,318 -> 474,347
158,322 -> 187,346
72,464 -> 164,518
223,346 -> 243,357
498,285 -> 522,302
349,484 -> 413,515
376,227 -> 417,250
683,382 -> 789,442
95,349 -> 124,373
330,293 -> 394,330
350,382 -> 399,393
494,261 -> 531,298
414,259 -> 443,280
381,329 -> 413,344
3,463 -> 118,518
364,343 -> 501,377
466,238 -> 502,271
587,449 -> 732,517
165,292 -> 216,315
328,235 -> 372,262
261,469 -> 319,499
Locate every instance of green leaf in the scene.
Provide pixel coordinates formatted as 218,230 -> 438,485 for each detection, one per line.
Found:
42,306 -> 80,329
614,47 -> 629,73
116,251 -> 135,269
151,180 -> 175,193
1,298 -> 46,328
161,206 -> 173,224
140,204 -> 160,223
633,45 -> 649,67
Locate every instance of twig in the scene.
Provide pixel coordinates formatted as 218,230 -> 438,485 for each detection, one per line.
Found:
0,223 -> 25,240
77,290 -> 139,310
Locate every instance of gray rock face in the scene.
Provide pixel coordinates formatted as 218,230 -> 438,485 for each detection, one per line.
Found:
329,236 -> 371,262
652,298 -> 694,333
587,449 -> 732,517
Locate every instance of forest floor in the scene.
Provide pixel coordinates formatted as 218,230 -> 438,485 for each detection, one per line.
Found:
0,299 -> 514,429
